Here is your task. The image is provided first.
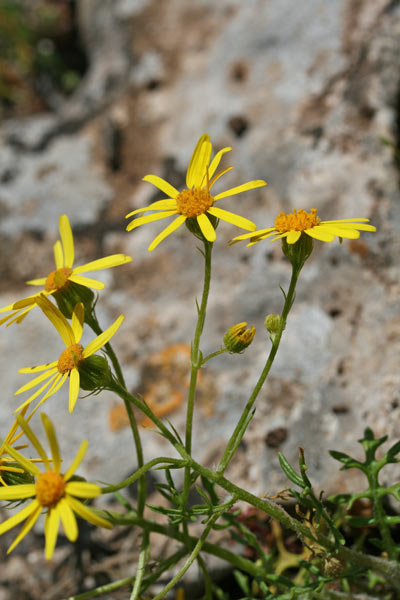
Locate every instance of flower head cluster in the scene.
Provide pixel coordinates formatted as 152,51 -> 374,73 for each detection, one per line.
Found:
231,208 -> 376,246
0,215 -> 131,326
126,134 -> 266,250
0,413 -> 111,560
15,296 -> 124,414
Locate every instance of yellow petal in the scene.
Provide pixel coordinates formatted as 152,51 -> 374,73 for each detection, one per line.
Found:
58,498 -> 78,541
73,254 -> 132,274
197,213 -> 216,242
41,414 -> 61,473
142,174 -> 179,199
68,369 -> 80,413
286,230 -> 302,244
125,199 -> 177,218
24,278 -> 47,286
71,303 -> 84,343
7,503 -> 42,554
83,315 -> 124,358
317,225 -> 359,239
186,134 -> 210,189
14,373 -> 60,414
321,222 -> 376,232
209,166 -> 234,189
207,206 -> 256,231
44,506 -> 60,560
65,481 -> 101,498
229,227 -> 276,243
214,179 -> 267,200
11,295 -> 39,309
208,147 -> 232,179
19,362 -> 58,374
0,499 -> 39,535
191,139 -> 212,188
2,444 -> 41,476
126,210 -> 178,232
35,295 -> 74,346
320,218 -> 371,224
148,215 -> 186,251
59,215 -> 74,268
15,368 -> 58,396
0,483 -> 36,501
68,274 -> 105,289
15,414 -> 50,468
305,228 -> 335,242
64,440 -> 88,482
53,240 -> 64,270
67,496 -> 113,529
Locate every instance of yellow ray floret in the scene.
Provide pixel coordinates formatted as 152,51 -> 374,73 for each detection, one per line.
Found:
230,208 -> 376,247
15,296 -> 124,414
0,413 -> 111,560
126,133 -> 267,250
0,214 -> 132,327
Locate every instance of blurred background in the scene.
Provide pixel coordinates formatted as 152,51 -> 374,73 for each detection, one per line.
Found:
0,0 -> 399,597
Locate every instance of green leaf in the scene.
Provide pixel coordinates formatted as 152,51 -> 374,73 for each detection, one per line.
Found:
278,453 -> 304,487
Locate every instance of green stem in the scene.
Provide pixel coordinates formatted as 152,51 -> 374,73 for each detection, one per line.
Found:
217,263 -> 301,475
130,532 -> 149,600
201,348 -> 227,365
101,457 -> 187,494
368,469 -> 397,560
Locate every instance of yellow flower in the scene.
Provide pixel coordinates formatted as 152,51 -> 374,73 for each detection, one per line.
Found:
0,214 -> 132,327
15,296 -> 124,413
0,407 -> 33,486
231,208 -> 376,246
0,413 -> 111,560
126,134 -> 266,251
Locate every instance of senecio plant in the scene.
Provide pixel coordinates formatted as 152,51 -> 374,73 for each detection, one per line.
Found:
0,133 -> 397,600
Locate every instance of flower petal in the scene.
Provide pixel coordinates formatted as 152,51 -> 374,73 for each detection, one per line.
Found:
14,373 -> 60,414
44,506 -> 60,560
209,166 -> 234,189
148,215 -> 186,251
41,414 -> 61,473
15,368 -> 58,396
197,213 -> 216,242
317,225 -> 360,239
305,228 -> 335,242
142,174 -> 179,199
0,499 -> 39,535
68,368 -> 80,413
286,230 -> 302,244
214,180 -> 267,200
7,503 -> 42,554
35,295 -> 75,346
191,139 -> 212,188
24,279 -> 47,287
68,274 -> 105,290
73,254 -> 132,274
208,147 -> 231,179
65,481 -> 101,498
125,199 -> 177,218
64,440 -> 88,482
126,210 -> 178,232
229,227 -> 276,244
58,498 -> 78,541
0,483 -> 37,501
71,303 -> 84,344
320,218 -> 371,224
19,362 -> 58,374
59,215 -> 74,268
83,315 -> 124,358
2,443 -> 41,476
15,414 -> 50,469
207,206 -> 256,231
67,496 -> 113,529
53,240 -> 64,270
186,134 -> 210,189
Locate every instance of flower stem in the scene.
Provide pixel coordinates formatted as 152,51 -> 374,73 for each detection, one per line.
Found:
216,263 -> 301,475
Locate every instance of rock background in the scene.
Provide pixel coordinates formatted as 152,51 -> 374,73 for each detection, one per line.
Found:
1,0 -> 400,569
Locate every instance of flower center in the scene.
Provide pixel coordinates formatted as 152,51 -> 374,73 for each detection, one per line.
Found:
175,188 -> 214,218
274,208 -> 320,233
58,343 -> 84,374
45,268 -> 73,292
36,471 -> 65,507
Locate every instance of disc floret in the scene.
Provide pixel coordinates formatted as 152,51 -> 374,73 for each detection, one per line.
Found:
275,208 -> 320,233
35,471 -> 65,507
176,188 -> 215,218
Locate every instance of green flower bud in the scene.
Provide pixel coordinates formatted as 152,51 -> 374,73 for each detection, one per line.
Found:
282,234 -> 313,269
79,354 -> 113,392
224,322 -> 256,354
54,282 -> 95,320
264,314 -> 283,342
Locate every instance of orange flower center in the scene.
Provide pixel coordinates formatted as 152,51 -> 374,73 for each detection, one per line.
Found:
274,208 -> 320,233
175,188 -> 214,218
36,471 -> 65,507
58,343 -> 84,374
45,268 -> 73,292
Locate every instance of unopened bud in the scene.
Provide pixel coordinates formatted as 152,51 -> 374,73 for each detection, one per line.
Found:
264,313 -> 283,342
224,322 -> 256,354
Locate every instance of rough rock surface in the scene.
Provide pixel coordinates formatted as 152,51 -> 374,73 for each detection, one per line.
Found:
1,0 -> 400,568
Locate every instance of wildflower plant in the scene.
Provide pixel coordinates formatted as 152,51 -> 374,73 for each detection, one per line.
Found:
1,132 -> 398,600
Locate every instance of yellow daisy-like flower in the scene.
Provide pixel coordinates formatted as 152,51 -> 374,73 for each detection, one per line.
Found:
15,296 -> 124,414
0,407 -> 33,486
0,413 -> 111,560
126,133 -> 266,251
0,214 -> 132,327
231,208 -> 376,246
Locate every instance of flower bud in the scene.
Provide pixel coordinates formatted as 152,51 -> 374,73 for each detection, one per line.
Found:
54,282 -> 95,320
224,322 -> 256,354
78,355 -> 113,392
264,313 -> 283,342
282,234 -> 313,269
